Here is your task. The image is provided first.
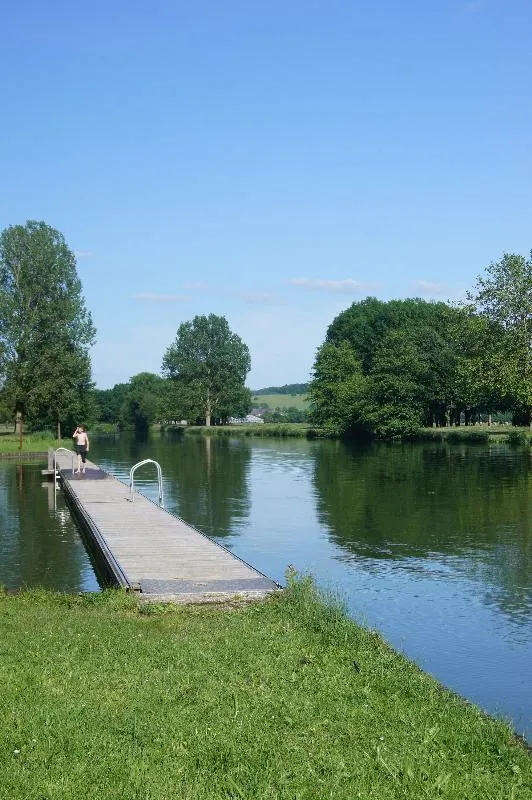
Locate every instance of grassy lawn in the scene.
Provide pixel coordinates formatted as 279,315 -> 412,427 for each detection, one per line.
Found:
0,578 -> 529,800
251,393 -> 309,411
0,431 -> 65,454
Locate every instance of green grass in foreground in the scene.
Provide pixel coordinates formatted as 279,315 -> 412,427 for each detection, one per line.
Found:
0,577 -> 529,800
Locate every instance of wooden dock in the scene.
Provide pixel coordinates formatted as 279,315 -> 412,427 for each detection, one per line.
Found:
53,451 -> 280,603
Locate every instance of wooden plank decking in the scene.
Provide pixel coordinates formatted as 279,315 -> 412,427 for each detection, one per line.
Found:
54,451 -> 279,603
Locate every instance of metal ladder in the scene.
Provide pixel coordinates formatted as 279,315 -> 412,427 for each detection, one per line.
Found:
129,459 -> 164,508
53,446 -> 76,491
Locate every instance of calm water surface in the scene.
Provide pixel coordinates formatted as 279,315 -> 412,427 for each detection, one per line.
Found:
0,461 -> 100,592
1,435 -> 531,741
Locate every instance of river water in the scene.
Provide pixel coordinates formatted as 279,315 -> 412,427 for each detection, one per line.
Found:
1,433 -> 530,741
0,460 -> 100,592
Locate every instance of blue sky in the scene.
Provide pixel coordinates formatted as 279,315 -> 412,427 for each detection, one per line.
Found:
1,1 -> 530,389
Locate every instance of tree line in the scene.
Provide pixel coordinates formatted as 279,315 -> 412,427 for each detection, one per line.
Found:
0,222 -> 253,437
252,383 -> 309,396
1,221 -> 529,440
93,314 -> 252,433
93,376 -> 311,431
309,252 -> 532,437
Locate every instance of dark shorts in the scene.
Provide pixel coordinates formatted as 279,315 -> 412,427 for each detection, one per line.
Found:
75,445 -> 87,462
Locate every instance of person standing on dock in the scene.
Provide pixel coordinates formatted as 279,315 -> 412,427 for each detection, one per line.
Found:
72,425 -> 90,474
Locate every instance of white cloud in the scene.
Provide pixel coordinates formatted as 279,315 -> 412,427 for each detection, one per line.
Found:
412,280 -> 469,301
414,280 -> 447,294
74,250 -> 94,259
413,280 -> 463,299
287,278 -> 380,294
182,282 -> 281,306
135,293 -> 190,302
239,291 -> 281,305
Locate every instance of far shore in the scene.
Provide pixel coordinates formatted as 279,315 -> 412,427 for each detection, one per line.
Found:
169,422 -> 532,443
0,422 -> 530,456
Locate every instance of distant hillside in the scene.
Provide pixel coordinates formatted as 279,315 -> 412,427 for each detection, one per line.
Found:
252,383 -> 309,396
251,393 -> 309,411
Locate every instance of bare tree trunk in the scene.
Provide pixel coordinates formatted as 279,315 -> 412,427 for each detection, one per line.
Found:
205,390 -> 211,427
15,408 -> 23,449
57,418 -> 61,440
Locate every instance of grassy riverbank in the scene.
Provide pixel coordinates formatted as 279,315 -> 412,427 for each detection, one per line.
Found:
185,423 -> 317,438
418,426 -> 532,445
1,425 -> 530,450
1,578 -> 529,800
0,431 -> 62,455
180,423 -> 532,445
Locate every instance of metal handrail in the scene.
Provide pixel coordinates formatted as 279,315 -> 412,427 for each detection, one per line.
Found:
129,459 -> 164,507
53,447 -> 76,491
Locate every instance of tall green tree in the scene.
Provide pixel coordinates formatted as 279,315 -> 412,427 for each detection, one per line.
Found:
120,372 -> 165,434
325,297 -> 453,373
26,333 -> 94,436
467,252 -> 532,428
448,306 -> 504,424
92,383 -> 130,425
311,298 -> 468,437
0,221 -> 96,438
162,314 -> 251,426
309,341 -> 368,436
364,329 -> 432,437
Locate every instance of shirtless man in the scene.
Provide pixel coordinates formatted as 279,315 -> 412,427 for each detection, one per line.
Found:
72,425 -> 90,474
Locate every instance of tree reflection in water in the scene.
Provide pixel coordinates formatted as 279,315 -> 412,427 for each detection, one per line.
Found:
312,440 -> 532,625
0,462 -> 99,592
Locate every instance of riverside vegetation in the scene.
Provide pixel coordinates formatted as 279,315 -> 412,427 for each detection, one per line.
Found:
1,424 -> 530,452
184,422 -> 314,438
1,576 -> 530,800
83,249 -> 532,440
180,422 -> 532,443
310,253 -> 532,440
0,430 -> 61,454
1,221 -> 530,442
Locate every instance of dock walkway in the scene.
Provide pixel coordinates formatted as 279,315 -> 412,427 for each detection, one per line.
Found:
54,451 -> 279,603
